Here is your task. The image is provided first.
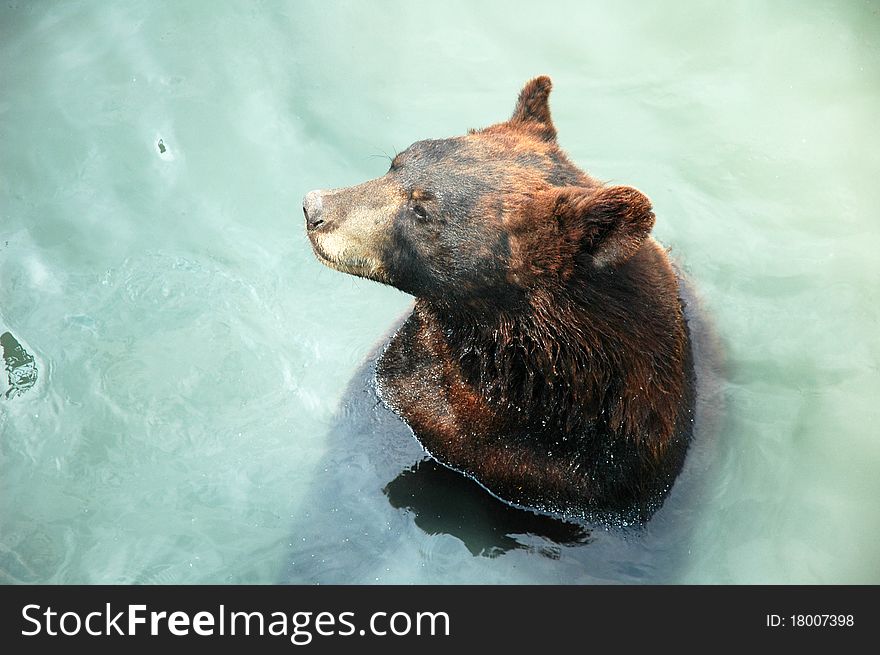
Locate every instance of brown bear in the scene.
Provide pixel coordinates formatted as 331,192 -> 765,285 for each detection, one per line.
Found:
304,76 -> 695,522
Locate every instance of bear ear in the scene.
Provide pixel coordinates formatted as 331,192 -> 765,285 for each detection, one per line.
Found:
551,185 -> 655,267
509,76 -> 557,142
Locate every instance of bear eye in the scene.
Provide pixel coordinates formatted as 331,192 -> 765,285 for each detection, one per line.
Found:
412,204 -> 428,219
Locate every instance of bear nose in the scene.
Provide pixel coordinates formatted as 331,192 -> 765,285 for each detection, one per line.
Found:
303,190 -> 325,231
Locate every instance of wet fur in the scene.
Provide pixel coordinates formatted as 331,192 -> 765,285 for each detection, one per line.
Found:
377,237 -> 694,521
307,76 -> 698,522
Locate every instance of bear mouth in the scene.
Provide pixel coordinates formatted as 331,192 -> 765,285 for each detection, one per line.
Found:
309,238 -> 386,283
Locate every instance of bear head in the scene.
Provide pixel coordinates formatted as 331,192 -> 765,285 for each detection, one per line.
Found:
303,76 -> 655,314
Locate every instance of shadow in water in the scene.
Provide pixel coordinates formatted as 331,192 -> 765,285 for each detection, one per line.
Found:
383,458 -> 590,559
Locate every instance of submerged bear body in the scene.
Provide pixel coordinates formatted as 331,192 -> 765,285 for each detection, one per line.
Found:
305,76 -> 696,522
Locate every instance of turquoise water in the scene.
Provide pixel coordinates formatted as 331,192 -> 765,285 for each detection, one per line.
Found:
2,1 -> 879,584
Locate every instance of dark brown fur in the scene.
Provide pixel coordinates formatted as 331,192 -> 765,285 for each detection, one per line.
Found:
305,76 -> 696,522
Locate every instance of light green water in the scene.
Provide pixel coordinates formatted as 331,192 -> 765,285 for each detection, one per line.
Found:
1,0 -> 879,584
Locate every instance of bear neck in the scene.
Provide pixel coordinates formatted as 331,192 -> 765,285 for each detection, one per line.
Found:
415,293 -> 604,435
408,243 -> 689,441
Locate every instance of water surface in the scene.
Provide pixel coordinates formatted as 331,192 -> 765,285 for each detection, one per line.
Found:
1,0 -> 879,584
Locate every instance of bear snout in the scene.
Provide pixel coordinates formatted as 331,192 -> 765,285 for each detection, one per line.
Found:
303,190 -> 325,231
